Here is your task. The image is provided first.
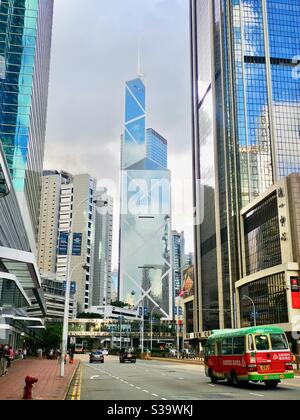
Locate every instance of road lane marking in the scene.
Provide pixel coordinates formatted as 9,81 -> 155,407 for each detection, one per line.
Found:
161,398 -> 167,401
143,390 -> 149,393
90,375 -> 100,380
152,394 -> 158,397
208,384 -> 215,387
250,393 -> 265,398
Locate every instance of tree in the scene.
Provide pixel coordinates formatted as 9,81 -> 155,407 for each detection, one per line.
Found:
111,301 -> 127,308
42,322 -> 63,350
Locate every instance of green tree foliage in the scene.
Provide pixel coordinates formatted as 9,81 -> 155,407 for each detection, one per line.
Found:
42,322 -> 63,350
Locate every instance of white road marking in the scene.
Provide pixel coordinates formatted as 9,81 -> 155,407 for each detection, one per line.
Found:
161,398 -> 167,401
152,394 -> 158,397
136,387 -> 141,390
250,393 -> 265,398
90,375 -> 100,380
143,390 -> 149,393
208,384 -> 215,387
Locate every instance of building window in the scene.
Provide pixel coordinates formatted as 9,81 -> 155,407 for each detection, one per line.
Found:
244,193 -> 282,275
239,273 -> 288,327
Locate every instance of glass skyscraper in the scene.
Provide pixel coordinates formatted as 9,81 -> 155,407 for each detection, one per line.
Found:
119,78 -> 173,319
190,0 -> 300,334
0,0 -> 54,244
122,78 -> 146,170
146,128 -> 168,169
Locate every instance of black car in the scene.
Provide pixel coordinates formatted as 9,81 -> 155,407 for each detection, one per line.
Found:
119,348 -> 136,363
89,351 -> 104,364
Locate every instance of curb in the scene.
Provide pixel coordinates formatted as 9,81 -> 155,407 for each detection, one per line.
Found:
62,361 -> 81,401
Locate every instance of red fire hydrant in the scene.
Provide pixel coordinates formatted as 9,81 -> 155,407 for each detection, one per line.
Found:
23,376 -> 38,400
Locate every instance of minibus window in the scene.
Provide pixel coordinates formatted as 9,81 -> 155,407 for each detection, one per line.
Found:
233,337 -> 245,355
255,335 -> 270,351
221,338 -> 233,355
270,334 -> 289,350
248,335 -> 254,351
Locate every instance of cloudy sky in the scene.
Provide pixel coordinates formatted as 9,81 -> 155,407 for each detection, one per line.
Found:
44,0 -> 194,267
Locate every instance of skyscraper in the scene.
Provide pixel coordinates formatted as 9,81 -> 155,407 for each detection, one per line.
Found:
92,188 -> 113,307
38,171 -> 98,313
146,128 -> 168,169
122,78 -> 146,170
0,0 -> 54,249
190,0 -> 300,335
119,78 -> 173,319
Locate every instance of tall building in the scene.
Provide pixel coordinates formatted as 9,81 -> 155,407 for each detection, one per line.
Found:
38,171 -> 98,313
190,0 -> 300,338
146,128 -> 168,169
0,0 -> 54,249
171,230 -> 185,314
38,171 -> 72,274
92,188 -> 113,307
119,78 -> 173,319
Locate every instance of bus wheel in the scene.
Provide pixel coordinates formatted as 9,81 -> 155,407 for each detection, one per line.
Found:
230,371 -> 239,387
209,369 -> 218,384
265,381 -> 279,390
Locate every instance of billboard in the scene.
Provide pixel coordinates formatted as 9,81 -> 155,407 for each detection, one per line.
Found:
72,233 -> 83,256
182,265 -> 194,298
58,232 -> 69,255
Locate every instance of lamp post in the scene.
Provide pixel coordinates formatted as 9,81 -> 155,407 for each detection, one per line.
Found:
242,295 -> 257,327
60,195 -> 108,377
150,304 -> 160,351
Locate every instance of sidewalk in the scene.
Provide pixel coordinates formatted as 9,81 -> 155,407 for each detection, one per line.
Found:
0,358 -> 78,400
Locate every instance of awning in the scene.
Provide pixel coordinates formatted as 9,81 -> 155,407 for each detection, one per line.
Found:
0,247 -> 41,289
1,314 -> 45,329
0,272 -> 31,308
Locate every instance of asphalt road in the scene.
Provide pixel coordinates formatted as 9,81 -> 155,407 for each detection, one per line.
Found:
78,355 -> 300,400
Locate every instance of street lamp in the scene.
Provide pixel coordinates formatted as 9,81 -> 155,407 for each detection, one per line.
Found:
242,295 -> 257,327
60,195 -> 108,378
150,303 -> 160,351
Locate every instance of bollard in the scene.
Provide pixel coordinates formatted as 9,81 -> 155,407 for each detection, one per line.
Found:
23,376 -> 38,400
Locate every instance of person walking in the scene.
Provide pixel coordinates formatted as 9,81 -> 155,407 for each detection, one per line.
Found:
23,348 -> 27,359
0,345 -> 8,376
37,348 -> 43,360
7,346 -> 14,368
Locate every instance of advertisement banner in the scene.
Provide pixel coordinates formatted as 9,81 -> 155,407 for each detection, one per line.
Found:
58,232 -> 69,255
72,233 -> 83,256
182,265 -> 194,298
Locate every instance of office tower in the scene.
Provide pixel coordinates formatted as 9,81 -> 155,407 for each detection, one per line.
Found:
119,78 -> 173,319
38,171 -> 72,274
0,0 -> 54,249
56,174 -> 97,313
190,0 -> 300,336
92,188 -> 113,307
146,128 -> 168,169
38,172 -> 99,314
171,231 -> 185,310
122,78 -> 146,170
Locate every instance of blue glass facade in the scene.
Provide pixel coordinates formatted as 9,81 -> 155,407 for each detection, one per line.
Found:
191,0 -> 300,333
0,0 -> 54,237
119,77 -> 172,319
146,128 -> 168,169
122,78 -> 146,170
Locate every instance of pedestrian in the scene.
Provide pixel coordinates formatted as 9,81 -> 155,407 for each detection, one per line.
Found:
68,350 -> 74,364
7,346 -> 14,368
37,348 -> 43,360
0,345 -> 8,376
23,348 -> 27,359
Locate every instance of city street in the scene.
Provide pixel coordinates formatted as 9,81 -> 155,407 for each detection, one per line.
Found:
73,356 -> 300,401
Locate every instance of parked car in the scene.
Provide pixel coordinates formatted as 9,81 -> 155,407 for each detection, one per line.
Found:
119,348 -> 136,363
89,351 -> 104,364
